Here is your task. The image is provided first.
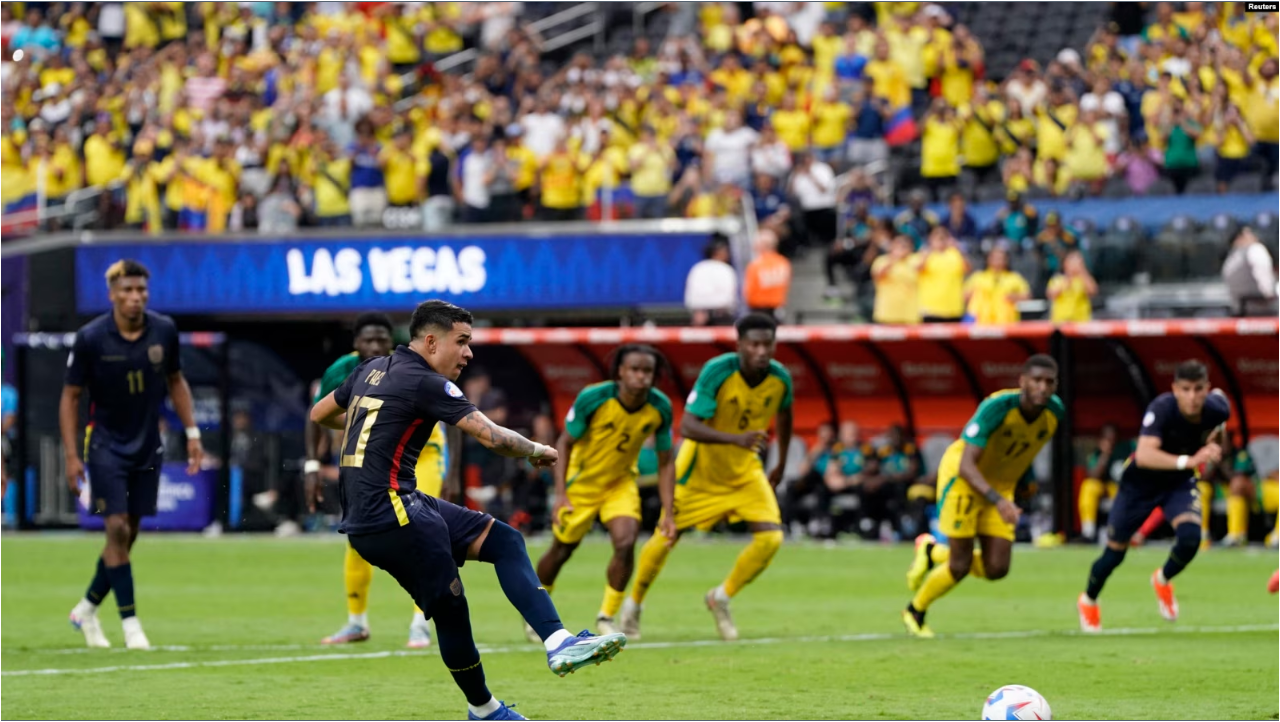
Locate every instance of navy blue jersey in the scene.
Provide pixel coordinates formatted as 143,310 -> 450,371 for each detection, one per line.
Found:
334,346 -> 476,535
65,311 -> 181,462
1129,391 -> 1231,486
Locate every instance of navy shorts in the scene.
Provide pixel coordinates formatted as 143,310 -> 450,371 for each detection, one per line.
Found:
347,492 -> 493,615
1106,474 -> 1202,542
86,448 -> 162,517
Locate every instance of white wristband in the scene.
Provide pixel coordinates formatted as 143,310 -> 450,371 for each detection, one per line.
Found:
1176,455 -> 1189,471
304,459 -> 322,474
185,426 -> 201,441
530,443 -> 549,459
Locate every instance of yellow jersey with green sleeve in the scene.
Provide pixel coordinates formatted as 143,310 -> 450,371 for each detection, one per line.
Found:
675,353 -> 793,489
563,381 -> 673,490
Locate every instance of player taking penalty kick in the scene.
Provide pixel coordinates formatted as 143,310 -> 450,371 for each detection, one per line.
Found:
311,301 -> 624,720
621,313 -> 793,641
306,314 -> 448,648
903,355 -> 1064,638
529,345 -> 676,640
1077,361 -> 1228,632
62,260 -> 205,649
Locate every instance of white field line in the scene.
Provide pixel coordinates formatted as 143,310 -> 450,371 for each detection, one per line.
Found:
3,624 -> 1275,677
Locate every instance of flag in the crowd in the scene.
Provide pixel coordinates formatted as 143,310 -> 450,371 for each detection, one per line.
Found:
884,106 -> 918,146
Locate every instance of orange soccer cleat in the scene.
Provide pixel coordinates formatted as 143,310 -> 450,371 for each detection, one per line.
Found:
1268,570 -> 1278,595
1077,593 -> 1101,633
1151,570 -> 1179,621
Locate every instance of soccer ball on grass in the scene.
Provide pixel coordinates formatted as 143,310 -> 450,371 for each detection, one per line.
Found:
981,684 -> 1051,720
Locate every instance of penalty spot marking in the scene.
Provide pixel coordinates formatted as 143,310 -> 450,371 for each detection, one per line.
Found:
4,623 -> 1276,677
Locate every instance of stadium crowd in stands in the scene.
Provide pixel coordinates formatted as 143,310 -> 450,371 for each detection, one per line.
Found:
1,1 -> 1276,323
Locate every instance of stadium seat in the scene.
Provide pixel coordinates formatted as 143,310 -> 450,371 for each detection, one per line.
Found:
1150,215 -> 1200,282
1187,214 -> 1239,279
1091,216 -> 1144,283
1248,436 -> 1280,479
1253,212 -> 1279,259
920,435 -> 954,478
768,436 -> 809,485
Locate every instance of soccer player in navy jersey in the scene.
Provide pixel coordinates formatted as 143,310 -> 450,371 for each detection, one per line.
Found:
310,300 -> 625,721
61,260 -> 205,650
1078,360 -> 1229,632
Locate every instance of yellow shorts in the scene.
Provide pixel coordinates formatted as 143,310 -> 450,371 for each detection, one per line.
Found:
553,481 -> 641,545
937,468 -> 1016,542
665,472 -> 781,532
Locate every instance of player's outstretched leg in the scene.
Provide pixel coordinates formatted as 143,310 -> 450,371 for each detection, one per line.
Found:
433,594 -> 525,721
476,521 -> 626,676
906,533 -> 938,591
620,530 -> 676,640
69,557 -> 113,648
597,517 -> 639,636
1079,541 -> 1127,632
529,539 -> 576,643
1152,518 -> 1201,621
706,527 -> 783,641
904,537 -> 974,638
408,604 -> 432,648
323,544 -> 373,644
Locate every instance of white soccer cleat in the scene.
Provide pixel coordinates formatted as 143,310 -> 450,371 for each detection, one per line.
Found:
618,597 -> 642,641
407,618 -> 432,649
122,617 -> 151,650
704,589 -> 738,642
595,614 -> 619,636
69,601 -> 110,648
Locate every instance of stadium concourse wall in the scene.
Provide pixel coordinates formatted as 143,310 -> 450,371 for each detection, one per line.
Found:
470,318 -> 1279,534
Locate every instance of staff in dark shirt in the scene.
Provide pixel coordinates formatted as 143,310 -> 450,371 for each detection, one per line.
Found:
61,259 -> 204,651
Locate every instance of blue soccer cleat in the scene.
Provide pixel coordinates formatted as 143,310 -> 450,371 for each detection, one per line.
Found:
546,629 -> 626,677
467,701 -> 526,720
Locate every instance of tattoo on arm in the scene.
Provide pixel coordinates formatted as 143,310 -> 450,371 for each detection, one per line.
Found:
457,410 -> 538,458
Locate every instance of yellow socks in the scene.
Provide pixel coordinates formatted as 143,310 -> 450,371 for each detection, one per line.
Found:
600,585 -> 626,618
1227,495 -> 1249,540
723,530 -> 783,597
910,547 -> 988,612
344,544 -> 374,617
911,564 -> 958,612
1079,478 -> 1103,537
630,533 -> 673,604
1198,482 -> 1213,536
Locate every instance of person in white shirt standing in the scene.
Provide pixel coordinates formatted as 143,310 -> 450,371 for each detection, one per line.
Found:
704,111 -> 759,188
1222,226 -> 1278,316
788,152 -> 838,251
458,135 -> 495,224
684,236 -> 739,326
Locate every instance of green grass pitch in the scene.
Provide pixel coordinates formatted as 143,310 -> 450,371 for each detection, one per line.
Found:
2,533 -> 1276,720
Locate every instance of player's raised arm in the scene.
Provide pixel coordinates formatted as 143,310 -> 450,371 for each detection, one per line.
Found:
680,413 -> 767,451
455,409 -> 557,465
310,391 -> 348,430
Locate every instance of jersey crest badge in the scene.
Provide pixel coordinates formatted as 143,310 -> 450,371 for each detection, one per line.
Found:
445,381 -> 464,398
148,344 -> 164,365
